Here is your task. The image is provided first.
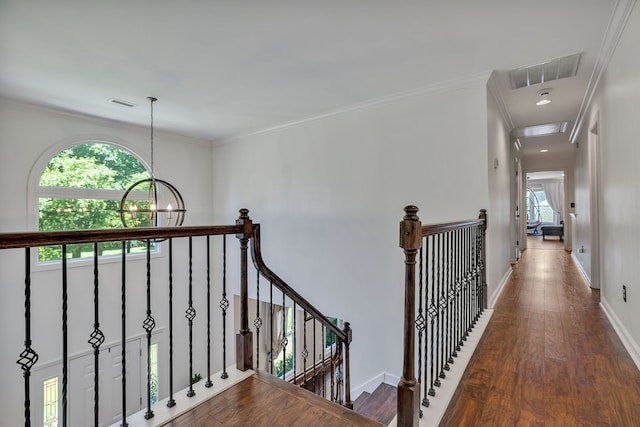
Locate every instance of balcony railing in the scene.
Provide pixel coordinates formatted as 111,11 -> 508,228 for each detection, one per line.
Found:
0,209 -> 352,426
396,206 -> 487,426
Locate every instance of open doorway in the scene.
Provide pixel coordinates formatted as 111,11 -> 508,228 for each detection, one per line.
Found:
525,170 -> 565,241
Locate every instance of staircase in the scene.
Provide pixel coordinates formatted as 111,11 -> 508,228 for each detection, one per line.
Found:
354,383 -> 398,426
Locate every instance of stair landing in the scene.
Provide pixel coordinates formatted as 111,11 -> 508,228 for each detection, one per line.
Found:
162,371 -> 384,427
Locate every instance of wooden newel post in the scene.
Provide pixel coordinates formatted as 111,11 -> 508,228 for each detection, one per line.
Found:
397,205 -> 422,427
479,209 -> 488,309
236,208 -> 254,371
343,322 -> 353,410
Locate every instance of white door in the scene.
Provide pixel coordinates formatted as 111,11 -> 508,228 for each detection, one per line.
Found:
70,339 -> 142,426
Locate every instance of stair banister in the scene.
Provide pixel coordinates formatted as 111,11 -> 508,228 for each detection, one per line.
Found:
397,206 -> 422,426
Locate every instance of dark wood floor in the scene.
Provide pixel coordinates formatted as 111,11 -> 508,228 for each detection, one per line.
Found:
162,370 -> 384,427
440,236 -> 640,426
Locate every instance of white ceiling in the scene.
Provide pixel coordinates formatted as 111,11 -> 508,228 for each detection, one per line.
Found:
0,0 -> 628,159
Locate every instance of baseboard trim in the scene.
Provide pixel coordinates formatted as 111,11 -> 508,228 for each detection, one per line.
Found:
352,372 -> 401,401
488,267 -> 512,309
571,253 -> 592,287
600,298 -> 640,371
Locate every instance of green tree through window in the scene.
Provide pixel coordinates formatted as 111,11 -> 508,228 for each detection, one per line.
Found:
38,143 -> 150,261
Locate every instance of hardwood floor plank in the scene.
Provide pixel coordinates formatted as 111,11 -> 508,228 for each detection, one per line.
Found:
439,236 -> 640,426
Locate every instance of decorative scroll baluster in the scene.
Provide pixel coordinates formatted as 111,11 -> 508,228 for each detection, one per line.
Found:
120,241 -> 128,427
416,246 -> 426,413
61,245 -> 68,427
270,281 -> 274,375
436,233 -> 444,385
281,293 -> 287,380
313,318 -> 317,393
167,238 -> 176,408
428,234 -> 437,397
143,240 -> 155,419
443,233 -> 451,373
329,328 -> 334,401
18,247 -> 38,427
254,271 -> 262,372
292,302 -> 297,382
89,244 -> 105,427
186,237 -> 196,398
220,235 -> 229,380
205,236 -> 213,388
302,311 -> 308,389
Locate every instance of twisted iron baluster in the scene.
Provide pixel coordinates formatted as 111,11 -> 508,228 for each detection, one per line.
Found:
221,235 -> 229,379
17,248 -> 38,427
186,237 -> 196,398
167,238 -> 176,408
144,240 -> 155,420
89,244 -> 105,426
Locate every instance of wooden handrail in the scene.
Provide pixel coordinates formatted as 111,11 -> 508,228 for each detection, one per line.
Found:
0,225 -> 243,249
249,224 -> 347,341
422,218 -> 484,236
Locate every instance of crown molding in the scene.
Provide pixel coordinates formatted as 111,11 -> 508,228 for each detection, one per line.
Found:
570,0 -> 637,142
217,71 -> 492,145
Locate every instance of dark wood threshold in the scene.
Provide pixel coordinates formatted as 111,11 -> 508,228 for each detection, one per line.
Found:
162,371 -> 384,427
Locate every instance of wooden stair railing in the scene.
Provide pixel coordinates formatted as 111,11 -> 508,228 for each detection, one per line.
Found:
247,211 -> 353,408
397,206 -> 487,426
0,208 -> 352,427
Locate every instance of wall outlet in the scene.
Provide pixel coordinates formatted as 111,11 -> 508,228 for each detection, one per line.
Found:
623,285 -> 627,302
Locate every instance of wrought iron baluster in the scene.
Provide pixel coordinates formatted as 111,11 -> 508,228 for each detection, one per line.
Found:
428,234 -> 437,397
254,272 -> 262,372
443,232 -> 451,373
167,238 -> 176,408
416,245 -> 427,411
220,235 -> 229,380
293,302 -> 297,382
322,330 -> 326,399
61,244 -> 68,427
446,231 -> 454,369
120,241 -> 128,427
281,292 -> 287,380
438,233 -> 446,383
269,281 -> 274,375
205,236 -> 213,388
313,317 -> 317,393
143,240 -> 155,420
18,247 -> 38,427
422,237 -> 430,407
454,229 -> 462,354
186,237 -> 196,398
302,311 -> 309,390
89,244 -> 105,427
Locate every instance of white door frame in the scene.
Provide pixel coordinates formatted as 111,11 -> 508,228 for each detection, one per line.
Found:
589,117 -> 601,289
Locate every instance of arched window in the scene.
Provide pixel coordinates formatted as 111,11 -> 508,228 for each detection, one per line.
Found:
37,142 -> 151,262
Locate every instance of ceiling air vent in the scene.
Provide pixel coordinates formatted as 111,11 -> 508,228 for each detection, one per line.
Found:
509,53 -> 581,89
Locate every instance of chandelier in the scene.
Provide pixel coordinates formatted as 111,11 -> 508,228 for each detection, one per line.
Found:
119,97 -> 186,228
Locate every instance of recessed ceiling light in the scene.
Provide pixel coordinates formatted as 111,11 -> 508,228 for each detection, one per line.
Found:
536,99 -> 552,106
540,149 -> 549,153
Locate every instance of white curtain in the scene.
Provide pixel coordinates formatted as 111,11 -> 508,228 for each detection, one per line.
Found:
262,302 -> 284,365
542,180 -> 564,224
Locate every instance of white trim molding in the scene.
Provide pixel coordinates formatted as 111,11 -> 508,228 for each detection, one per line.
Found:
600,299 -> 640,370
488,267 -> 513,309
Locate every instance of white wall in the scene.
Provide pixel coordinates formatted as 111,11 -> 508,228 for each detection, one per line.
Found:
589,3 -> 640,360
573,122 -> 594,282
487,78 -> 516,306
0,99 -> 216,426
211,77 -> 498,389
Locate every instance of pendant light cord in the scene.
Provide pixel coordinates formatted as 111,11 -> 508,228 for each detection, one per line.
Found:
148,96 -> 157,179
